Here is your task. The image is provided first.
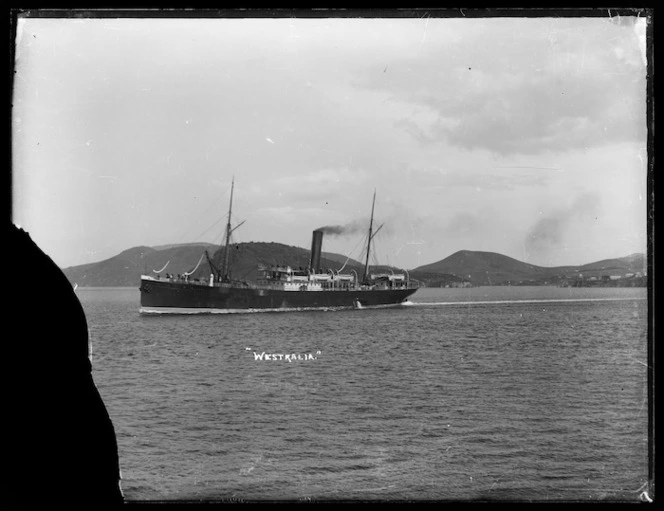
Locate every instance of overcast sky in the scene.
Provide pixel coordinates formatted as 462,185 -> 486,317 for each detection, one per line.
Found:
12,13 -> 649,270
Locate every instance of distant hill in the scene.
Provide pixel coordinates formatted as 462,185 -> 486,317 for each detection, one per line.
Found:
577,253 -> 646,275
411,250 -> 647,286
62,243 -> 646,288
62,242 -> 367,287
413,250 -> 544,285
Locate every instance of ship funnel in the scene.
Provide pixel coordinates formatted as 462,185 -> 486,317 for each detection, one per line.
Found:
310,230 -> 323,273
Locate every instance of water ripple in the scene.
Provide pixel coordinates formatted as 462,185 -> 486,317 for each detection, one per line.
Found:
78,286 -> 649,502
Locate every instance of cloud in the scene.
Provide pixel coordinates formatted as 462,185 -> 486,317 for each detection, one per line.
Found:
427,69 -> 645,155
400,165 -> 552,192
360,18 -> 647,155
14,17 -> 648,269
445,169 -> 551,191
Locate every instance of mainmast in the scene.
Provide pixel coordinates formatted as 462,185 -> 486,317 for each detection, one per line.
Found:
221,176 -> 235,282
363,190 -> 376,283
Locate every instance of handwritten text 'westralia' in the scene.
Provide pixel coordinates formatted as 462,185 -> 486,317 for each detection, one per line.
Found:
252,351 -> 321,362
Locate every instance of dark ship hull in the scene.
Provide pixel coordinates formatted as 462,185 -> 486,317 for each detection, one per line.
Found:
139,278 -> 417,313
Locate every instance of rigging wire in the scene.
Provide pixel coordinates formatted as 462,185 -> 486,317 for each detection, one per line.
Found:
191,215 -> 225,246
171,188 -> 231,246
337,234 -> 367,272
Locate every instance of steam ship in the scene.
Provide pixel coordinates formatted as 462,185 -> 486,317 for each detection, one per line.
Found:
139,181 -> 418,313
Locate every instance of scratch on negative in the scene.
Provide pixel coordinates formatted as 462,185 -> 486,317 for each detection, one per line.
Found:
629,357 -> 650,368
419,17 -> 430,52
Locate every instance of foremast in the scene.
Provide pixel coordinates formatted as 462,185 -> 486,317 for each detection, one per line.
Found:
206,176 -> 245,283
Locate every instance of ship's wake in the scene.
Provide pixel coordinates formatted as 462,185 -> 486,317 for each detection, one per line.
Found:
407,297 -> 646,307
139,297 -> 641,315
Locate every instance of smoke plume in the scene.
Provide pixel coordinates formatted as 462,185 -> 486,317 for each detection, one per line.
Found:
524,192 -> 602,263
315,220 -> 365,237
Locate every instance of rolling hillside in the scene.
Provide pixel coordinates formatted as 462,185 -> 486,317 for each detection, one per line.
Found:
62,243 -> 646,288
412,250 -> 647,286
576,253 -> 646,276
413,250 -> 546,285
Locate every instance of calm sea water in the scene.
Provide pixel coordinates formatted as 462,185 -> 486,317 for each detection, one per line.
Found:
78,286 -> 650,502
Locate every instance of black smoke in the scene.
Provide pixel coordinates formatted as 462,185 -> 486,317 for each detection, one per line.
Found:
315,220 -> 365,237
